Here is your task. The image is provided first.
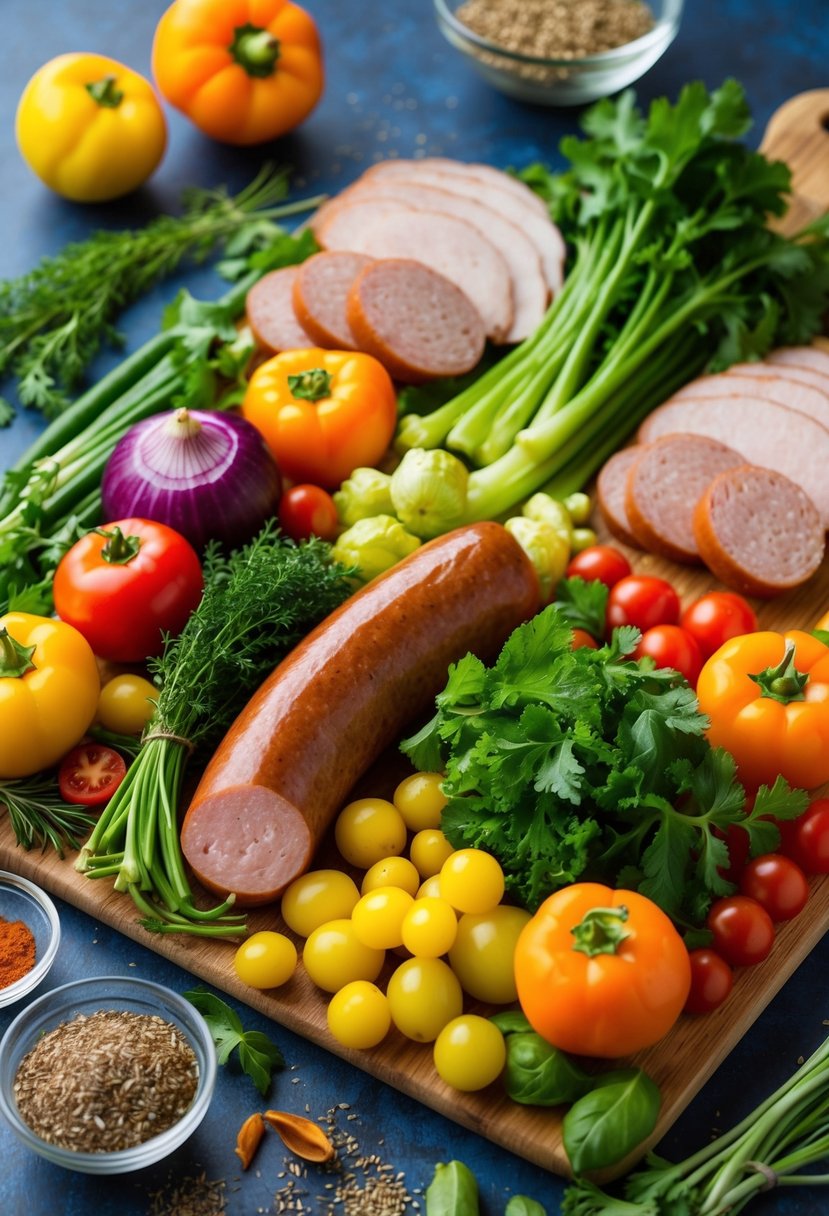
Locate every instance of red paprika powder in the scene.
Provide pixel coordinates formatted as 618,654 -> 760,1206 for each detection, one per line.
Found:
0,915 -> 36,988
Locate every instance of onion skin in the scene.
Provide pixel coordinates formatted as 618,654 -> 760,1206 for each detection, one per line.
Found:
101,409 -> 283,552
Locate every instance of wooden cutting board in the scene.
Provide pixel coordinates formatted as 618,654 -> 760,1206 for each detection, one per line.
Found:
3,89 -> 829,1183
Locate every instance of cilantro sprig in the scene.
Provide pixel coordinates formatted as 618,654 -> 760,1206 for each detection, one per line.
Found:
403,606 -> 807,923
184,988 -> 284,1096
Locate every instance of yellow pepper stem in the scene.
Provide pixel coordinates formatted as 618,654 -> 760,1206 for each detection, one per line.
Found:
749,640 -> 809,704
0,628 -> 37,679
230,24 -> 281,78
571,905 -> 630,957
85,74 -> 124,108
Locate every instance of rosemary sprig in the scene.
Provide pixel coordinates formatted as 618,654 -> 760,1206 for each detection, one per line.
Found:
0,774 -> 97,857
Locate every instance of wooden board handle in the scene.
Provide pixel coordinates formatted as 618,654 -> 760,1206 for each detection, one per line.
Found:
761,89 -> 829,226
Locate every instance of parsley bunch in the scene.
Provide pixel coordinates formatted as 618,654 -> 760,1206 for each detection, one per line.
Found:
402,605 -> 806,924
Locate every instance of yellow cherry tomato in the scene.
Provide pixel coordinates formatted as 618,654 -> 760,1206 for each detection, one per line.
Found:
97,673 -> 158,735
393,772 -> 447,832
386,957 -> 463,1042
302,919 -> 384,993
439,849 -> 505,914
16,54 -> 166,202
401,897 -> 458,958
448,906 -> 532,1005
409,829 -> 454,878
417,875 -> 444,900
280,870 -> 360,938
361,855 -> 421,897
433,1015 -> 507,1092
335,798 -> 407,869
351,887 -> 415,950
327,981 -> 391,1049
234,931 -> 297,989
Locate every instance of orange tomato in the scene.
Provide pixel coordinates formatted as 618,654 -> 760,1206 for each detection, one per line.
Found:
513,883 -> 691,1058
152,0 -> 323,145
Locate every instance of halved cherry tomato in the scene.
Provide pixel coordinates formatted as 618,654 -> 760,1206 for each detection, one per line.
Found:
278,485 -> 339,542
571,628 -> 599,650
605,576 -> 680,636
684,948 -> 733,1015
566,545 -> 631,588
680,592 -> 758,661
782,798 -> 829,874
706,895 -> 775,966
58,743 -> 127,807
634,625 -> 703,685
740,854 -> 809,922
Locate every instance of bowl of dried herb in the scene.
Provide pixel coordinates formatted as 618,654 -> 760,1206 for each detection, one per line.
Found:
0,871 -> 60,1009
0,975 -> 217,1172
434,0 -> 684,106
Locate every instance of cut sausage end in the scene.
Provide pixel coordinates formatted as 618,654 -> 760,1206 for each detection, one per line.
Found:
596,446 -> 644,549
246,266 -> 315,356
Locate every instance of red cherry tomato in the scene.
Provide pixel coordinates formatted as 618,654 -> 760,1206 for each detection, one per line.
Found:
58,744 -> 127,807
706,895 -> 775,967
605,576 -> 680,636
739,854 -> 809,921
53,518 -> 203,663
716,823 -> 751,884
633,625 -> 703,685
782,799 -> 829,874
278,485 -> 339,542
679,592 -> 758,661
571,628 -> 599,650
566,545 -> 632,588
684,948 -> 734,1015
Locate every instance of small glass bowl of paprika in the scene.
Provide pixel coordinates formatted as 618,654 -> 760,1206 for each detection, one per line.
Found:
0,871 -> 60,1008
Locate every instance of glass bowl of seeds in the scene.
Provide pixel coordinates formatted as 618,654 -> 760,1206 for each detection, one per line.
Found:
0,871 -> 60,1009
434,0 -> 684,106
0,975 -> 217,1172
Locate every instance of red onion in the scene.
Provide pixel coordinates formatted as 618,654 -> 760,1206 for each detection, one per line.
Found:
101,409 -> 282,551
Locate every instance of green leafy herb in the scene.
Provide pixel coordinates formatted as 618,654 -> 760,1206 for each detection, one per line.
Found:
0,166 -> 323,422
553,576 -> 608,641
425,1160 -> 480,1216
563,1069 -> 661,1175
505,1200 -> 548,1216
183,988 -> 284,1096
402,604 -> 806,921
0,773 -> 96,857
492,1012 -> 592,1107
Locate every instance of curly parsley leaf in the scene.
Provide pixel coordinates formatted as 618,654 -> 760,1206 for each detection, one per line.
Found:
552,576 -> 608,641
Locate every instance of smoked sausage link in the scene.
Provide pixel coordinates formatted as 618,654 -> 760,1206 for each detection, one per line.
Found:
180,523 -> 540,906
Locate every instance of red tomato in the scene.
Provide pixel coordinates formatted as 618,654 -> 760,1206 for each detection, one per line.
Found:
606,576 -> 680,636
684,948 -> 734,1015
634,625 -> 703,685
566,545 -> 632,588
680,592 -> 758,661
740,854 -> 809,921
58,744 -> 127,807
782,798 -> 829,874
571,628 -> 599,650
278,484 -> 339,542
53,519 -> 203,663
706,895 -> 775,967
716,823 -> 751,884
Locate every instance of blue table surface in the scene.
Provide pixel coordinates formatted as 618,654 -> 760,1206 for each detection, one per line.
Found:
1,2 -> 829,1214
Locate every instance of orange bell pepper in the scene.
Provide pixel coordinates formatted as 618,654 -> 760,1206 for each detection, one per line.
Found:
152,0 -> 323,145
513,883 -> 691,1058
696,630 -> 829,792
242,349 -> 397,488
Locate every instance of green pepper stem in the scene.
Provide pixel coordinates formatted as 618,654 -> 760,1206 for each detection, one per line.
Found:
749,640 -> 809,703
85,74 -> 124,108
288,368 -> 333,402
571,905 -> 630,956
96,525 -> 141,565
0,628 -> 37,679
230,23 -> 281,78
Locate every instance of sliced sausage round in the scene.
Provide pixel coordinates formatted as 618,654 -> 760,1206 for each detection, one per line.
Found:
292,251 -> 373,350
624,434 -> 744,564
671,373 -> 829,429
596,446 -> 644,549
767,346 -> 829,377
693,465 -> 825,598
246,266 -> 315,356
346,259 -> 486,382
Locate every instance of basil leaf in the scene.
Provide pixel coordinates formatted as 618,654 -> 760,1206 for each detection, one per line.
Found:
503,1032 -> 593,1106
490,1010 -> 533,1035
425,1160 -> 480,1216
505,1198 -> 548,1216
563,1068 -> 661,1173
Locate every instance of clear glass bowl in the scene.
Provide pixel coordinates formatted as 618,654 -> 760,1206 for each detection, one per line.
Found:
0,976 -> 217,1173
434,0 -> 684,107
0,871 -> 60,1009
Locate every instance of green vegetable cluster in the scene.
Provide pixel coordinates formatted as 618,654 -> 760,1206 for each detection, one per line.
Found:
402,604 -> 806,922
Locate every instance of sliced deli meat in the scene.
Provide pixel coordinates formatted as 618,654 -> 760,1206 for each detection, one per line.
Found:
315,200 -> 514,342
596,445 -> 644,548
638,395 -> 829,528
624,434 -> 743,563
767,346 -> 829,377
726,361 -> 829,393
346,258 -> 486,381
246,266 -> 314,355
292,251 -> 373,350
693,465 -> 825,598
320,179 -> 547,342
670,373 -> 829,428
180,523 -> 540,905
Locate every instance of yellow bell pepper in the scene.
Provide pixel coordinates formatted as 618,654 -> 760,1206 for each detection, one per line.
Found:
15,54 -> 167,202
0,613 -> 100,779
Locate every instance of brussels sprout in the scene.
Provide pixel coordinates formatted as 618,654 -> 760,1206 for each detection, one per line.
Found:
522,493 -> 573,546
504,517 -> 570,602
331,515 -> 421,582
389,448 -> 469,539
333,467 -> 394,527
